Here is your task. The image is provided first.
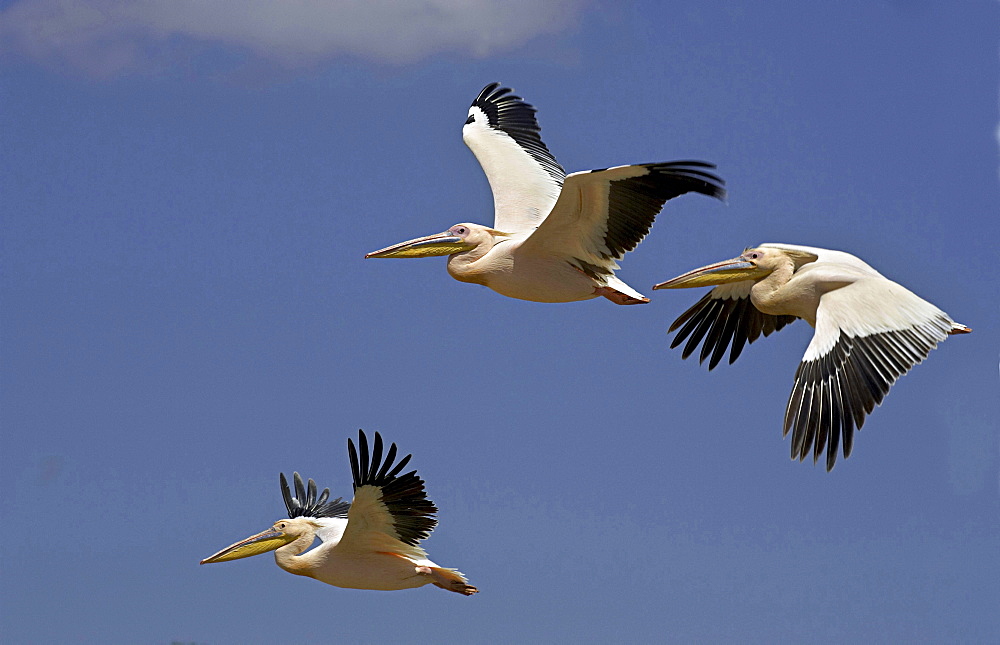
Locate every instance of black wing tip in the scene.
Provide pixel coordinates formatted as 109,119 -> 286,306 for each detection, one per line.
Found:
783,332 -> 912,472
783,327 -> 930,473
468,81 -> 567,182
598,161 -> 728,258
470,82 -> 528,121
667,289 -> 799,373
644,160 -> 727,201
278,470 -> 349,519
351,429 -> 438,546
478,81 -> 501,97
351,429 -> 411,487
787,433 -> 844,472
472,81 -> 521,108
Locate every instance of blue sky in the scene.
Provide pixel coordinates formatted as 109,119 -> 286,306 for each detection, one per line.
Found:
2,1 -> 998,643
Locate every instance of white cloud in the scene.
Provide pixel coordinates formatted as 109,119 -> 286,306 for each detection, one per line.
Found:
0,0 -> 585,76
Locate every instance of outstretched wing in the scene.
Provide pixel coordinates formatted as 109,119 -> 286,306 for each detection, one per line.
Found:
280,471 -> 350,543
520,162 -> 725,282
280,471 -> 350,519
785,277 -> 961,471
338,430 -> 438,552
463,82 -> 566,234
668,280 -> 798,370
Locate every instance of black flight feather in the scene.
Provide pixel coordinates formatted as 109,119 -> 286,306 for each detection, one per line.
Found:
469,82 -> 565,185
280,472 -> 350,519
348,430 -> 437,546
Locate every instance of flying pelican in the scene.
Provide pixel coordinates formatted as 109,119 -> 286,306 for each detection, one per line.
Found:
200,430 -> 478,595
653,243 -> 971,471
365,82 -> 726,304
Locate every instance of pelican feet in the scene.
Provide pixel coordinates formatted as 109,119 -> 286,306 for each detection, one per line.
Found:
417,565 -> 480,595
448,581 -> 480,596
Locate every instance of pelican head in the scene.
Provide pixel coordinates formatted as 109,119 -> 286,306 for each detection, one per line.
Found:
652,246 -> 812,290
200,517 -> 314,564
365,223 -> 504,259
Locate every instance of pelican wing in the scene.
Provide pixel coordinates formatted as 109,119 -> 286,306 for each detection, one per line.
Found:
668,281 -> 798,370
279,471 -> 350,543
785,277 -> 958,471
520,162 -> 726,280
463,83 -> 566,233
338,430 -> 438,553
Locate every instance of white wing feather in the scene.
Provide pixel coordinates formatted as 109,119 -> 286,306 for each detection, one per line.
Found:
463,116 -> 561,233
336,485 -> 429,559
803,275 -> 953,362
518,167 -> 621,270
462,83 -> 565,234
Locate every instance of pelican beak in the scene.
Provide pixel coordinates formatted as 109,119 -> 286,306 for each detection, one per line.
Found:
200,525 -> 296,564
652,256 -> 768,290
365,232 -> 476,259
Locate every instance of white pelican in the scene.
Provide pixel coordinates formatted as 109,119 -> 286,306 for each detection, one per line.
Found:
653,244 -> 971,471
365,82 -> 726,304
200,430 -> 478,595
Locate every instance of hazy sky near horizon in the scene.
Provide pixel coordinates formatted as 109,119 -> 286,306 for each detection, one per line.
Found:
2,1 -> 998,643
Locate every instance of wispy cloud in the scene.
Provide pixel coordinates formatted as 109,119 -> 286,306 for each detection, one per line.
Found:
0,0 -> 585,77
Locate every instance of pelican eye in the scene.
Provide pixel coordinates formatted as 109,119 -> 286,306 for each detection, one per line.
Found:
453,226 -> 468,236
747,252 -> 761,260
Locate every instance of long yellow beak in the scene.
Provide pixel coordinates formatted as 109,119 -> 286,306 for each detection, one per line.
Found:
200,525 -> 296,564
652,257 -> 767,290
365,232 -> 476,259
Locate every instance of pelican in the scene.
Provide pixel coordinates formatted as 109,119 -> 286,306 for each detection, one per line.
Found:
365,82 -> 726,304
653,244 -> 971,471
200,430 -> 478,595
